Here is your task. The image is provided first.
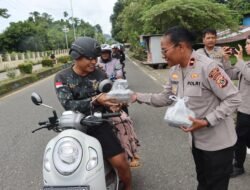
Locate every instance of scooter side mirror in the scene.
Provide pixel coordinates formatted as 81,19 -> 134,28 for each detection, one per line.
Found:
31,92 -> 43,105
98,79 -> 112,93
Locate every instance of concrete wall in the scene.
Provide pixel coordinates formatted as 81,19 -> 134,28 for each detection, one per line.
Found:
0,49 -> 69,70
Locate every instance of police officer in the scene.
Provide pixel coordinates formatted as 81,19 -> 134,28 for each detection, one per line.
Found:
220,35 -> 250,177
131,26 -> 241,190
54,37 -> 132,190
196,28 -> 233,73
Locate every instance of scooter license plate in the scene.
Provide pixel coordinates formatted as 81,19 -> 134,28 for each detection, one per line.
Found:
43,186 -> 89,190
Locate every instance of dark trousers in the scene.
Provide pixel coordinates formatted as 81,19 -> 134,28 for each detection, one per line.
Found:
192,146 -> 234,190
234,112 -> 250,168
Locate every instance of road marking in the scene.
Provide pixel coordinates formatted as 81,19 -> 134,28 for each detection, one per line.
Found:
127,56 -> 159,83
248,148 -> 250,154
149,75 -> 157,81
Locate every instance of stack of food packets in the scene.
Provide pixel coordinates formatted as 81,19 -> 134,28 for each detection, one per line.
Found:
164,95 -> 195,128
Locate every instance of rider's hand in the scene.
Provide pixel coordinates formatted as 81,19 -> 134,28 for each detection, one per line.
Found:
180,116 -> 208,132
95,93 -> 120,107
110,104 -> 122,112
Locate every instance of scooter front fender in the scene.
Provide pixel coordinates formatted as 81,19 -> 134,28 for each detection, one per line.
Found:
43,129 -> 107,190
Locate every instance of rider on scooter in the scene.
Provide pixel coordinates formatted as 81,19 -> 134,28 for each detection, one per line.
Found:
54,37 -> 132,190
97,44 -> 123,81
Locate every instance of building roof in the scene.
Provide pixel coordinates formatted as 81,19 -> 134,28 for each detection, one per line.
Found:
217,27 -> 250,44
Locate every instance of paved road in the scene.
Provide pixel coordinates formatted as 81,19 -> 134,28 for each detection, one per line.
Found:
0,57 -> 249,190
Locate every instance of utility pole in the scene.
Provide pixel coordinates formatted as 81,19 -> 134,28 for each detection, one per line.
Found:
62,25 -> 69,49
70,0 -> 77,40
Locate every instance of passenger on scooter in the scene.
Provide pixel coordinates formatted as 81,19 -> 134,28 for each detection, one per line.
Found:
54,37 -> 132,190
97,44 -> 123,81
98,44 -> 129,115
111,44 -> 126,78
111,44 -> 121,60
98,45 -> 140,167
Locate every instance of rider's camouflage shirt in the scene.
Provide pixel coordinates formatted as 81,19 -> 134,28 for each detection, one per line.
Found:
54,66 -> 107,115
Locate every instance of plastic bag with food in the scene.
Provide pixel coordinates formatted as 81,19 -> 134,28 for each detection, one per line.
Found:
107,79 -> 133,103
164,95 -> 195,128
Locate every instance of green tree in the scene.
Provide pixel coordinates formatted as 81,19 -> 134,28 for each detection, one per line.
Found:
110,0 -> 125,41
142,0 -> 239,35
226,0 -> 250,15
95,24 -> 103,34
0,11 -> 106,53
0,8 -> 10,18
110,0 -> 241,59
63,11 -> 69,19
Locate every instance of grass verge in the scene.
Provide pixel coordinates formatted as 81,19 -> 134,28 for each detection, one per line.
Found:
0,62 -> 72,97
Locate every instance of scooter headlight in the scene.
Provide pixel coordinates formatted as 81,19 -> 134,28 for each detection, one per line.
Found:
53,137 -> 82,175
86,147 -> 98,171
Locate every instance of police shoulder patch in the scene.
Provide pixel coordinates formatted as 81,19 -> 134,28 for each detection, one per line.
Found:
208,67 -> 228,88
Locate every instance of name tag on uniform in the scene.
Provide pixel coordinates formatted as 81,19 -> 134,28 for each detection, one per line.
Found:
187,81 -> 201,86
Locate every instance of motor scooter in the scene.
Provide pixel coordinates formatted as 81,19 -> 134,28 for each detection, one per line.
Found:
31,80 -> 124,190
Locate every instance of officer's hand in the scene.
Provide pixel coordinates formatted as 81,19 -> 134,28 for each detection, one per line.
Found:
95,93 -> 120,107
180,116 -> 208,132
130,93 -> 138,103
234,45 -> 243,61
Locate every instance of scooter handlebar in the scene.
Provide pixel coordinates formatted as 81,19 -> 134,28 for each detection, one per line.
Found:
102,112 -> 121,118
38,121 -> 47,126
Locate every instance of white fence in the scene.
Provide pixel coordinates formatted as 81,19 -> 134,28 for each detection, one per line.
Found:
0,49 -> 69,70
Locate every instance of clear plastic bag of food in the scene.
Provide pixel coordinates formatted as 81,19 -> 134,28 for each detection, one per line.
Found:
164,95 -> 195,128
107,79 -> 133,103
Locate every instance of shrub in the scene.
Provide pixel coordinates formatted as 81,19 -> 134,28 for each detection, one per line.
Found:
24,60 -> 34,65
5,66 -> 17,79
18,62 -> 33,74
10,52 -> 17,60
41,59 -> 54,67
57,55 -> 71,63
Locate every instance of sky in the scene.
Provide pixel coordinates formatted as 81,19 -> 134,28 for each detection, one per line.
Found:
0,0 -> 117,35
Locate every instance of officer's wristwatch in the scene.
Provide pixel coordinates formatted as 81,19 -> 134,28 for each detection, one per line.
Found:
203,118 -> 211,128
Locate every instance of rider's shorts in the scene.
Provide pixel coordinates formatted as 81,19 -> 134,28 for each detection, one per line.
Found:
87,122 -> 124,159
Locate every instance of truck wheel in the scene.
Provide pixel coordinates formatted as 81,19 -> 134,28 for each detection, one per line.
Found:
158,63 -> 167,69
151,65 -> 159,69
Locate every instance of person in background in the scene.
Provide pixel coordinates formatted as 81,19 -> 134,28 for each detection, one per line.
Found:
220,35 -> 250,178
111,43 -> 127,79
54,37 -> 132,190
196,28 -> 233,73
119,44 -> 126,65
50,53 -> 57,64
97,44 -> 123,81
111,44 -> 121,59
131,26 -> 241,190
